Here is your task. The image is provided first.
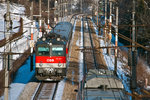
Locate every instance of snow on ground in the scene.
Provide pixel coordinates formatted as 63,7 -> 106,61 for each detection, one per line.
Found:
0,55 -> 35,100
79,17 -> 84,81
0,3 -> 24,36
0,3 -> 38,70
54,80 -> 66,100
0,2 -> 38,100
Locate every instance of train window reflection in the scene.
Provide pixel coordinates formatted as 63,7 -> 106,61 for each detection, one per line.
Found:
38,47 -> 49,56
52,47 -> 64,56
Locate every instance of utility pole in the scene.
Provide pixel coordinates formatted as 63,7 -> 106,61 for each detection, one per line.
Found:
64,1 -> 66,21
57,0 -> 60,22
108,0 -> 112,55
55,0 -> 58,23
114,0 -> 118,75
39,0 -> 42,37
60,0 -> 63,21
97,0 -> 98,26
80,0 -> 82,13
63,0 -> 64,21
131,0 -> 137,99
71,0 -> 72,14
48,0 -> 50,33
4,1 -> 10,100
30,1 -> 34,71
61,0 -> 63,21
104,0 -> 107,45
98,0 -> 101,35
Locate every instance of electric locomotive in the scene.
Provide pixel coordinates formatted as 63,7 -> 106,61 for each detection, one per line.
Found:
35,22 -> 72,81
77,69 -> 129,100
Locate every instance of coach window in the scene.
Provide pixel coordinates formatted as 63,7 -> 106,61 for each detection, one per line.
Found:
38,46 -> 50,56
52,46 -> 64,56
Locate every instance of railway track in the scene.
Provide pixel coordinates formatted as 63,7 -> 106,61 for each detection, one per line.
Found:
86,17 -> 98,69
32,82 -> 58,100
82,16 -> 98,72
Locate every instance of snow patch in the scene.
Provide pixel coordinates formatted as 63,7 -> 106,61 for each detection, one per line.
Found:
79,17 -> 84,81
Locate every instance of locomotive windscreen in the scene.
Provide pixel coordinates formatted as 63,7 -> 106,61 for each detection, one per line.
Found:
52,46 -> 64,56
38,46 -> 49,56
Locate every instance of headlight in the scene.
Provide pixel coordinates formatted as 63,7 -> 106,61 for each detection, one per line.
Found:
45,68 -> 54,72
42,37 -> 46,41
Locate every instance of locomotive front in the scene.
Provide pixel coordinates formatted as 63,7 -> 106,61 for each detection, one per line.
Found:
35,37 -> 67,81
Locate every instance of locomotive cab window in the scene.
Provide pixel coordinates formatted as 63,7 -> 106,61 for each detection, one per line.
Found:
37,46 -> 50,56
52,46 -> 64,56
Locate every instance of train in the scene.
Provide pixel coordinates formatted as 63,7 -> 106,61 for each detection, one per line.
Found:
35,22 -> 72,81
77,69 -> 129,100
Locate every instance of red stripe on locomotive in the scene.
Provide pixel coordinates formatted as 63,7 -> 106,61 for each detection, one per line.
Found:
36,56 -> 66,63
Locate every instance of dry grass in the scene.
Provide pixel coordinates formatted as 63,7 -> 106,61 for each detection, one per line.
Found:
118,48 -> 150,88
137,59 -> 150,87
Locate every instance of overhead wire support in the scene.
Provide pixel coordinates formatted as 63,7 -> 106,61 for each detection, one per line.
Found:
30,1 -> 34,71
47,0 -> 50,33
104,0 -> 107,45
80,0 -> 82,13
39,0 -> 42,37
4,0 -> 11,100
114,0 -> 118,76
71,0 -> 72,14
108,0 -> 113,56
110,30 -> 150,51
82,17 -> 85,76
131,0 -> 137,92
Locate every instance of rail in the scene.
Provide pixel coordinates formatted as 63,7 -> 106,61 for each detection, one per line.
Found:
31,82 -> 58,100
86,16 -> 98,69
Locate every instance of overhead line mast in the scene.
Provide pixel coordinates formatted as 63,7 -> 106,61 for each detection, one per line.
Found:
30,0 -> 34,71
108,0 -> 112,56
48,0 -> 50,32
131,0 -> 137,99
104,0 -> 107,45
114,0 -> 118,75
4,0 -> 10,100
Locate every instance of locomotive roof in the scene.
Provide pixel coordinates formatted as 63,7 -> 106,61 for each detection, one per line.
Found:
50,21 -> 72,41
84,69 -> 124,89
36,36 -> 66,45
82,69 -> 129,100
